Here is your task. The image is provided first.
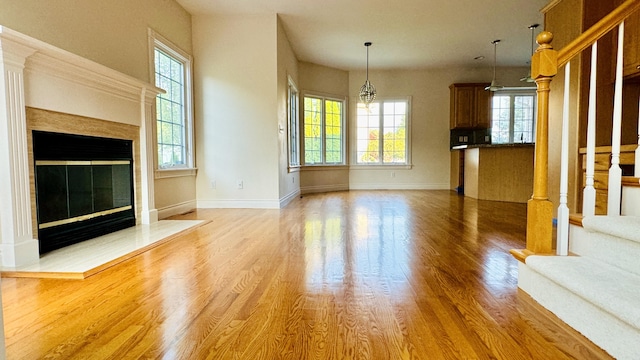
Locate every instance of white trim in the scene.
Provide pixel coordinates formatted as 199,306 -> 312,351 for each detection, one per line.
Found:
287,76 -> 301,167
197,199 -> 281,209
348,183 -> 449,190
279,189 -> 301,208
148,28 -> 195,171
157,200 -> 197,219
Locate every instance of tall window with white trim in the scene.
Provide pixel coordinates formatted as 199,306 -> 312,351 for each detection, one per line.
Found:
150,30 -> 193,169
356,99 -> 410,165
303,95 -> 345,165
288,79 -> 300,168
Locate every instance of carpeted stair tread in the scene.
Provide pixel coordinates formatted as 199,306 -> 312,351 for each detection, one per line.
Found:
526,255 -> 640,331
582,215 -> 640,244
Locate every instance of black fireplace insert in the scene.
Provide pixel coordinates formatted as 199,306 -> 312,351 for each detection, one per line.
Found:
33,131 -> 135,254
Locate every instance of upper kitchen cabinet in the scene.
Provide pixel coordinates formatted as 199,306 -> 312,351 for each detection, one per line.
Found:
449,83 -> 491,129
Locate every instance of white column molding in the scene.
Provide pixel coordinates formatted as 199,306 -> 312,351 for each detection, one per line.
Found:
0,36 -> 40,267
140,88 -> 158,224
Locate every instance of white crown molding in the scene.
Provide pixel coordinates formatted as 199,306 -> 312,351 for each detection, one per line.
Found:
0,26 -> 163,99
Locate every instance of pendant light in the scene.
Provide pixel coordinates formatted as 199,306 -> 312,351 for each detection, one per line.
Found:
485,39 -> 504,91
359,42 -> 376,104
520,24 -> 540,82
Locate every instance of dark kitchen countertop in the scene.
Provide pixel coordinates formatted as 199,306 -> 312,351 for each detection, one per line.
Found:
451,143 -> 535,150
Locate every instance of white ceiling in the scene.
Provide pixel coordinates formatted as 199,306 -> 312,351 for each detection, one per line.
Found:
176,0 -> 549,71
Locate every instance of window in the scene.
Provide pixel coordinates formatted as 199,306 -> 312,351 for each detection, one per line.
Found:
303,95 -> 345,165
491,92 -> 535,144
356,99 -> 410,165
288,79 -> 300,168
149,30 -> 193,169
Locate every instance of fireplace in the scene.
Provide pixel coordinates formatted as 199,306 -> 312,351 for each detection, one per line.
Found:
33,131 -> 136,254
1,26 -> 160,267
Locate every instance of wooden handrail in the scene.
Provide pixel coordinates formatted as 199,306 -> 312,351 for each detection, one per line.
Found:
558,0 -> 640,67
514,0 -> 640,262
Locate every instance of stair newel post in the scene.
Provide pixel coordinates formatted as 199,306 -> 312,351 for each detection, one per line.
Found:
527,31 -> 558,254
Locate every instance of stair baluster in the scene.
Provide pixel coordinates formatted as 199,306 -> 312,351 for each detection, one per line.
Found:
607,22 -> 625,216
583,42 -> 598,217
558,61 -> 571,256
636,92 -> 640,178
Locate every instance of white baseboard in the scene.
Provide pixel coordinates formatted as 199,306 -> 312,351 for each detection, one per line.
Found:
197,199 -> 281,209
348,183 -> 450,190
279,189 -> 301,208
157,200 -> 197,219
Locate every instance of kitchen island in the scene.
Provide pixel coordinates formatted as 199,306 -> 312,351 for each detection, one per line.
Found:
454,143 -> 535,203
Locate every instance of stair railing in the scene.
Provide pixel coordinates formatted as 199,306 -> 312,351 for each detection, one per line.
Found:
511,0 -> 640,262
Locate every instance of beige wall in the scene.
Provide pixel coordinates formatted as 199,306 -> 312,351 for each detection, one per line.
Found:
0,0 -> 192,83
277,17 -> 301,204
298,62 -> 351,193
0,0 -> 196,218
193,14 -> 281,208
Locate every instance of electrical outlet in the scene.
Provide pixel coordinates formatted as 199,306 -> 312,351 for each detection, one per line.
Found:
237,180 -> 243,189
391,171 -> 395,178
211,180 -> 216,189
292,177 -> 295,183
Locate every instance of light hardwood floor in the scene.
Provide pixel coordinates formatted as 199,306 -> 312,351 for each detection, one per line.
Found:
1,191 -> 612,359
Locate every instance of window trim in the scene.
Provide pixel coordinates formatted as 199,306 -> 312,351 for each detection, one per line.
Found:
353,96 -> 412,166
491,89 -> 537,144
287,76 -> 301,171
148,28 -> 195,173
301,92 -> 347,167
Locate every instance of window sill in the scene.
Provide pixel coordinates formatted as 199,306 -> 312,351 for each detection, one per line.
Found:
155,167 -> 197,179
351,164 -> 413,170
301,165 -> 349,171
288,165 -> 301,173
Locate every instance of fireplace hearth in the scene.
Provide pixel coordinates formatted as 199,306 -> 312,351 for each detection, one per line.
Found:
33,131 -> 136,254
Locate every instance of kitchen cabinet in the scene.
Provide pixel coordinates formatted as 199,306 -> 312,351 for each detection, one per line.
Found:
449,83 -> 491,130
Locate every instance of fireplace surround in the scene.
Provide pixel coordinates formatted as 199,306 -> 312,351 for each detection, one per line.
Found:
0,26 -> 163,267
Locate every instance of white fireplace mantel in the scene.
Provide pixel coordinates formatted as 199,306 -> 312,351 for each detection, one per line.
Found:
0,26 -> 163,267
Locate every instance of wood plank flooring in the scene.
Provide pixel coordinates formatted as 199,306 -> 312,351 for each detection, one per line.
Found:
1,190 -> 612,359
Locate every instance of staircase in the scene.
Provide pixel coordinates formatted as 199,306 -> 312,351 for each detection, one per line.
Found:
510,1 -> 640,358
519,180 -> 640,359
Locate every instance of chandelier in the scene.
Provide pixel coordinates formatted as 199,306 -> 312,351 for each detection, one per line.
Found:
359,42 -> 376,104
